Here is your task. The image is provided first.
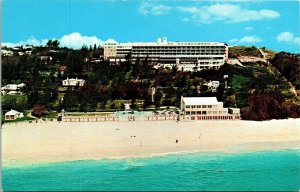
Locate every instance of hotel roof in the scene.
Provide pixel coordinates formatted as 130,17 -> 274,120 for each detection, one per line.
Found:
181,97 -> 221,105
119,42 -> 226,47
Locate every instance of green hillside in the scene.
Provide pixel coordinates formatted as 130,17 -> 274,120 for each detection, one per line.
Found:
228,46 -> 263,58
1,43 -> 300,121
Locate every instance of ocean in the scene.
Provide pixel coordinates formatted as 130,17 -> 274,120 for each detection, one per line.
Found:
2,149 -> 300,191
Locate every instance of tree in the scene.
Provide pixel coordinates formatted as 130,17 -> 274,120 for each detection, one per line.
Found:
32,105 -> 48,118
52,40 -> 60,49
289,104 -> 300,118
2,95 -> 29,111
171,65 -> 178,76
46,39 -> 60,49
271,52 -> 300,87
80,102 -> 94,112
110,103 -> 116,110
46,40 -> 53,47
241,94 -> 289,120
132,58 -> 141,80
131,99 -> 136,109
62,89 -> 79,111
144,89 -> 153,108
81,45 -> 89,58
125,53 -> 132,63
154,90 -> 163,108
66,51 -> 85,75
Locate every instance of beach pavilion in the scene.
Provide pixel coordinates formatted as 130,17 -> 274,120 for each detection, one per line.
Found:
5,109 -> 24,120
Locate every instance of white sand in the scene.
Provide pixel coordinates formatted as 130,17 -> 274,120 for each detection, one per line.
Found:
2,119 -> 300,164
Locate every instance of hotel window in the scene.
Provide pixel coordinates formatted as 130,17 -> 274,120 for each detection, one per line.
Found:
202,111 -> 207,115
202,105 -> 207,108
208,111 -> 212,114
219,111 -> 222,114
186,105 -> 191,108
186,111 -> 191,115
191,111 -> 196,115
197,111 -> 201,115
208,105 -> 212,108
213,111 -> 217,114
191,105 -> 196,108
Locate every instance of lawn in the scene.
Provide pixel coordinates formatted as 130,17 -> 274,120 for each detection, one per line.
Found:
44,111 -> 59,118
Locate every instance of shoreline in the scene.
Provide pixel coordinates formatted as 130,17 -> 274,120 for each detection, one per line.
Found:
4,143 -> 300,168
2,119 -> 300,166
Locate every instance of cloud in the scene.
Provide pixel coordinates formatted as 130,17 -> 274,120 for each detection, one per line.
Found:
229,38 -> 239,43
137,2 -> 280,25
245,26 -> 254,31
2,33 -> 117,48
229,35 -> 262,44
239,36 -> 262,43
138,1 -> 171,16
60,32 -> 103,48
182,17 -> 191,22
276,31 -> 300,45
2,37 -> 48,47
176,6 -> 198,14
176,4 -> 280,24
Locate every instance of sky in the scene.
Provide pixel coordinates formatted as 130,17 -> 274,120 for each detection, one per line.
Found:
2,0 -> 300,53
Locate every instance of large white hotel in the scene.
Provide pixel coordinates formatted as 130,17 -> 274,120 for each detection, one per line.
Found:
180,97 -> 240,120
104,38 -> 228,71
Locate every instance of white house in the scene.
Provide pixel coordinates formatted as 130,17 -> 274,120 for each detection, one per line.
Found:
2,84 -> 18,91
17,83 -> 26,88
39,56 -> 53,61
62,77 -> 85,87
1,50 -> 14,56
1,83 -> 25,95
124,103 -> 131,111
207,81 -> 220,92
24,45 -> 33,50
25,51 -> 32,55
180,96 -> 240,120
5,109 -> 24,120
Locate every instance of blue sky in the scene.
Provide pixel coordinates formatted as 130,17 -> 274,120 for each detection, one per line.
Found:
3,0 -> 300,53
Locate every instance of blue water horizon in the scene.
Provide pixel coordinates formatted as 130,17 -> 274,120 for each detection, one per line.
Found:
3,149 -> 300,191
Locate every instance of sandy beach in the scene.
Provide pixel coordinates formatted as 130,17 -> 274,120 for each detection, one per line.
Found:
2,119 -> 300,165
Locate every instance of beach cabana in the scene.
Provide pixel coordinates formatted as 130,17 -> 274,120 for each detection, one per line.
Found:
5,109 -> 24,120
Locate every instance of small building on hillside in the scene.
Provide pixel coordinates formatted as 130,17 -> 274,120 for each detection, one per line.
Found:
1,83 -> 26,95
1,50 -> 14,56
25,50 -> 32,55
2,84 -> 18,91
124,103 -> 131,111
180,96 -> 240,120
206,81 -> 220,92
62,77 -> 85,87
5,109 -> 24,120
39,56 -> 53,61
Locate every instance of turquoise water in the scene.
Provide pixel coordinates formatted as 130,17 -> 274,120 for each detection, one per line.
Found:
115,111 -> 154,116
3,150 -> 300,191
